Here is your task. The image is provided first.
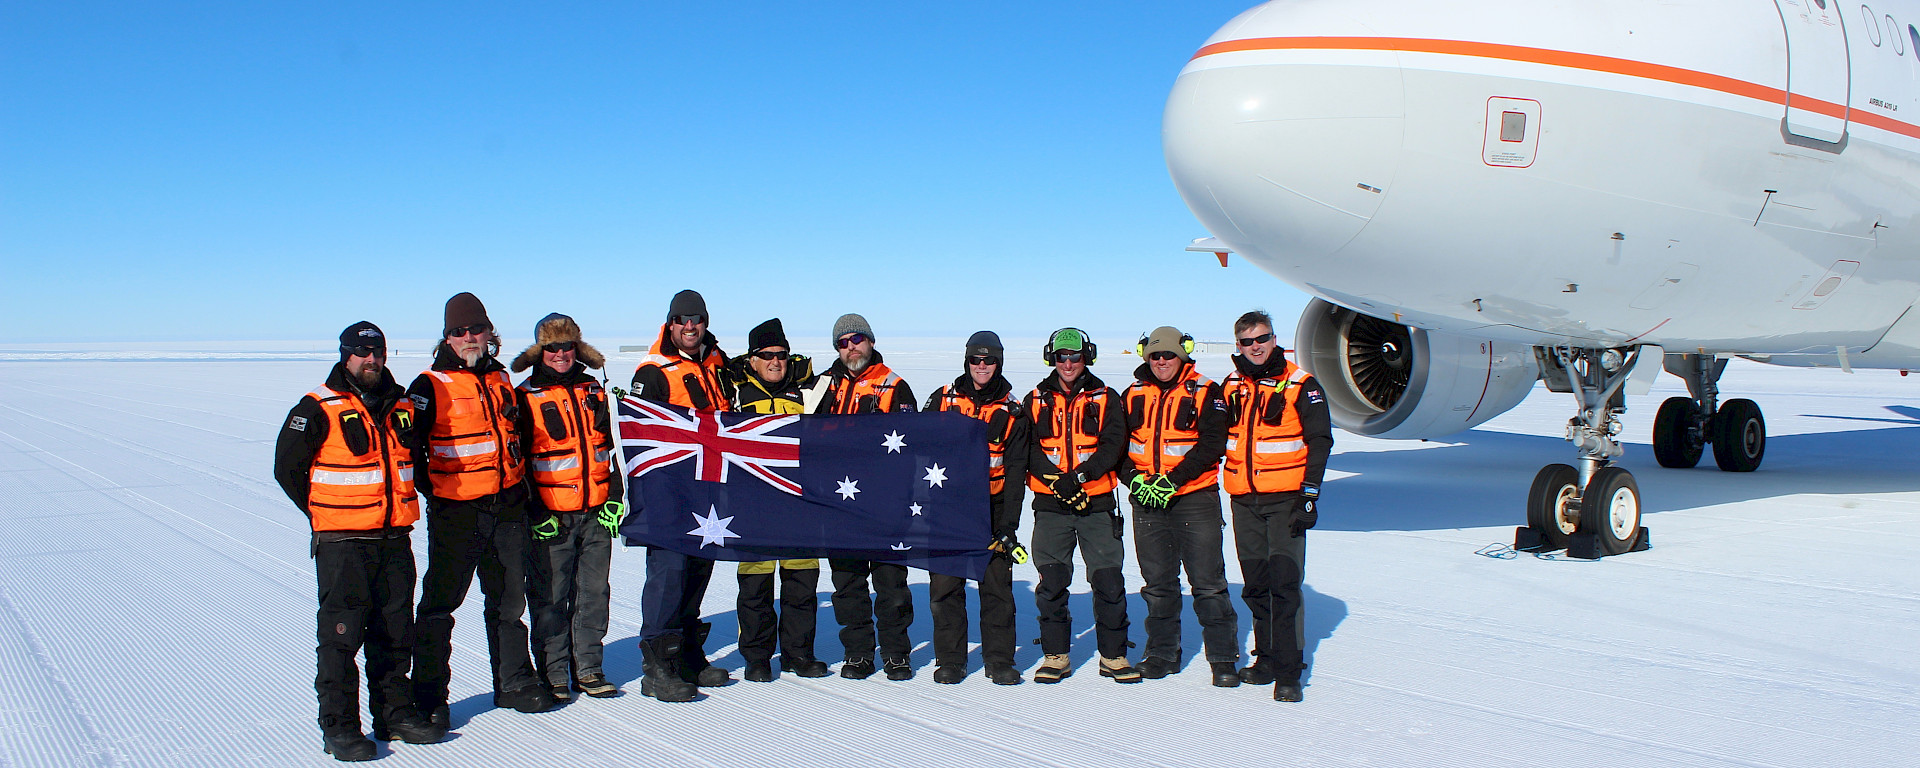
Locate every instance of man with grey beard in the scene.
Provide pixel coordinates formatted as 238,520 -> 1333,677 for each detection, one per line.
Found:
406,292 -> 555,726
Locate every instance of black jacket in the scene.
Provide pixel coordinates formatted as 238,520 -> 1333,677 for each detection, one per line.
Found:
927,372 -> 1030,538
1230,353 -> 1335,497
274,362 -> 417,540
1022,369 -> 1129,514
1119,361 -> 1229,492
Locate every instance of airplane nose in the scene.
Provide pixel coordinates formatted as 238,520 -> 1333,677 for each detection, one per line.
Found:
1162,51 -> 1405,267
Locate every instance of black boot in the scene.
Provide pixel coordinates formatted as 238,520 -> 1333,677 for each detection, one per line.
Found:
641,634 -> 698,702
1273,652 -> 1305,702
683,621 -> 734,687
1238,656 -> 1278,685
985,663 -> 1023,685
932,664 -> 966,684
744,660 -> 775,683
883,655 -> 914,681
1274,681 -> 1304,702
1138,656 -> 1176,680
1211,662 -> 1242,688
840,655 -> 876,680
322,730 -> 375,762
782,656 -> 832,678
372,705 -> 446,744
494,681 -> 558,713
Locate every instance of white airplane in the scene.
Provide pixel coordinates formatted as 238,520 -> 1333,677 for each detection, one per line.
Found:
1162,0 -> 1920,557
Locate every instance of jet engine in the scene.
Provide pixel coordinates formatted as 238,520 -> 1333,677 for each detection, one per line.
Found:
1293,299 -> 1540,439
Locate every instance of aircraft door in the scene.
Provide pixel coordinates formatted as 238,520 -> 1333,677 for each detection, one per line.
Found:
1774,0 -> 1851,145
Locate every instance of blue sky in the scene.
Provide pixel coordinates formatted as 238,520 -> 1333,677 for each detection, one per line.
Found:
1,2 -> 1307,347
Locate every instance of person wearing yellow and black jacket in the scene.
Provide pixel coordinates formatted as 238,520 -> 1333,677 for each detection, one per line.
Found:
512,313 -> 625,703
923,331 -> 1029,686
814,313 -> 919,682
720,318 -> 834,683
1220,310 -> 1334,703
275,321 -> 445,761
1022,328 -> 1139,684
1117,326 -> 1241,689
627,289 -> 735,701
406,293 -> 555,723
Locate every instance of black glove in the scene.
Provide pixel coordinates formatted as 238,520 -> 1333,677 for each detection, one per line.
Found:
1290,498 -> 1317,538
989,533 -> 1029,564
1043,472 -> 1089,512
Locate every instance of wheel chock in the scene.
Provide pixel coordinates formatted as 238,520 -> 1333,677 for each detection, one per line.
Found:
1565,533 -> 1603,560
1513,526 -> 1554,553
1629,526 -> 1652,553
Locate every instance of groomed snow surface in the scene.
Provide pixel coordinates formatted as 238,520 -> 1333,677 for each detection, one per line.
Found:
2,341 -> 1917,767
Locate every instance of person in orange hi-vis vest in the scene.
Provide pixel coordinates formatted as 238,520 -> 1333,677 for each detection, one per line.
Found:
1220,310 -> 1333,703
274,321 -> 445,760
406,292 -> 554,723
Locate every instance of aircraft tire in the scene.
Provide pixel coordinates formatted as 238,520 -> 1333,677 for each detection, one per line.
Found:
1578,467 -> 1641,556
1710,399 -> 1766,472
1652,397 -> 1703,469
1525,464 -> 1580,550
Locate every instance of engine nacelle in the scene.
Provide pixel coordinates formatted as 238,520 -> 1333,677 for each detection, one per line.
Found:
1293,299 -> 1540,439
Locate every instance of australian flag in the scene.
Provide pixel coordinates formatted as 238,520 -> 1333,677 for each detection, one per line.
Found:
615,397 -> 993,580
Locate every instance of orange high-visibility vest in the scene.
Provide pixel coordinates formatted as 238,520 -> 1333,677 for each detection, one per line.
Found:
1027,385 -> 1118,496
1221,363 -> 1313,495
1125,365 -> 1220,495
930,386 -> 1019,494
825,363 -> 907,414
519,378 -> 613,513
305,385 -> 420,530
423,368 -> 524,500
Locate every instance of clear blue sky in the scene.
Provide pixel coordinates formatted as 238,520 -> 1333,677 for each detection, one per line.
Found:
1,2 -> 1308,347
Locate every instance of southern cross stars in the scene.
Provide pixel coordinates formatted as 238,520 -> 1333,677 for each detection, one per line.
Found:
687,506 -> 740,548
881,430 -> 906,453
837,477 -> 861,500
923,463 -> 947,488
909,502 -> 923,516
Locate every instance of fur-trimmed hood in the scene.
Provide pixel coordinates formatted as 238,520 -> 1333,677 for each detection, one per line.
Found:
512,313 -> 605,373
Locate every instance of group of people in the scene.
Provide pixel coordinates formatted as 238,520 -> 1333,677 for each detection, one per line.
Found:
275,288 -> 1332,762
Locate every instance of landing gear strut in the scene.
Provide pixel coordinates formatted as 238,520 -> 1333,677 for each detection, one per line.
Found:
1651,353 -> 1765,472
1516,346 -> 1652,559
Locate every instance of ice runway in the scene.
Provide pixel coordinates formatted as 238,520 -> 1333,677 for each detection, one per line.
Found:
2,342 -> 1917,767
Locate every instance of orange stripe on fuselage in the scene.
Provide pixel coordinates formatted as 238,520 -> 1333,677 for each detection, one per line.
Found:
1192,36 -> 1920,140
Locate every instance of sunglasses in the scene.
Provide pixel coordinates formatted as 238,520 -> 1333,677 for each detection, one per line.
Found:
1052,351 -> 1084,364
835,333 -> 870,349
750,350 -> 790,361
446,322 -> 492,338
340,345 -> 384,358
967,355 -> 1001,366
670,314 -> 706,326
1147,351 -> 1181,362
1236,332 -> 1275,347
542,341 -> 577,353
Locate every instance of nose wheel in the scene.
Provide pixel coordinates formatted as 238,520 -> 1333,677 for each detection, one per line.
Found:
1516,347 -> 1652,559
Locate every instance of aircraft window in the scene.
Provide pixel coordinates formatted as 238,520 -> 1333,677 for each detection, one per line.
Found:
1863,5 -> 1882,46
1815,0 -> 1827,8
1500,111 -> 1527,142
1893,15 -> 1906,54
1911,24 -> 1920,57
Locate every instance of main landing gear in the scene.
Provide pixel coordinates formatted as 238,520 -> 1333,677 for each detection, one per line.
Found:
1651,353 -> 1766,472
1517,347 -> 1653,559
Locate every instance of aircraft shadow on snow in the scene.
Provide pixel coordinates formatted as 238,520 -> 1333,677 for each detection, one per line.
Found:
1325,406 -> 1920,533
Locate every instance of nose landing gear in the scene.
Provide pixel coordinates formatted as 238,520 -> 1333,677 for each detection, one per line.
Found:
1516,347 -> 1653,559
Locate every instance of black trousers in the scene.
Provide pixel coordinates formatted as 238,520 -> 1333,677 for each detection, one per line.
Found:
1031,496 -> 1130,659
315,535 -> 415,734
1134,489 -> 1240,664
829,559 -> 913,660
1231,493 -> 1308,673
929,552 -> 1016,667
735,562 -> 821,663
412,494 -> 539,709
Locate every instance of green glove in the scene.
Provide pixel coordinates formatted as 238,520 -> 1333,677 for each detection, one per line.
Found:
1131,474 -> 1177,508
531,515 -> 561,541
598,501 -> 627,537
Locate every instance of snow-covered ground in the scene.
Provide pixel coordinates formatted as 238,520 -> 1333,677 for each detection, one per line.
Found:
3,341 -> 1918,767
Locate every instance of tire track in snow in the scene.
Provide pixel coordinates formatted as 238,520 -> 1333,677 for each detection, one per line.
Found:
0,585 -> 125,768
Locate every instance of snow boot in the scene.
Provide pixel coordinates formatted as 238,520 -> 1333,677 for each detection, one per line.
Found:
782,656 -> 832,678
1099,656 -> 1143,683
573,674 -> 619,698
683,621 -> 734,687
932,664 -> 966,684
883,655 -> 914,681
1275,681 -> 1304,702
840,655 -> 876,680
1138,656 -> 1176,680
1211,662 -> 1242,688
985,663 -> 1024,685
744,660 -> 775,683
322,730 -> 375,762
1238,656 -> 1278,685
1033,654 -> 1072,683
495,682 -> 558,713
372,706 -> 446,744
641,635 -> 698,702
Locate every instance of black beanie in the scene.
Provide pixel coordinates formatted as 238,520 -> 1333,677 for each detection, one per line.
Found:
339,321 -> 386,360
443,292 -> 490,334
667,290 -> 708,323
964,330 -> 1003,358
748,318 -> 789,352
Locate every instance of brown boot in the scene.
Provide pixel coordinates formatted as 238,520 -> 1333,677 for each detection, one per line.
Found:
1033,654 -> 1073,683
1098,656 -> 1142,684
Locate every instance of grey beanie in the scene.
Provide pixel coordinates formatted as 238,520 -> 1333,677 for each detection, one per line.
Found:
832,313 -> 875,343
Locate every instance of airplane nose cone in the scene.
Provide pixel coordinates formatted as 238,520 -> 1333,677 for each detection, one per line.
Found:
1163,51 -> 1405,267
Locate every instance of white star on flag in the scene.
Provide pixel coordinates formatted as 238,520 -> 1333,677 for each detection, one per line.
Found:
837,477 -> 861,500
909,502 -> 923,516
881,430 -> 906,453
923,464 -> 947,488
687,506 -> 740,548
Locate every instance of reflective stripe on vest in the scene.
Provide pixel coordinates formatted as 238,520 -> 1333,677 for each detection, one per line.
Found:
305,385 -> 420,531
424,368 -> 523,501
1027,386 -> 1117,496
1222,365 -> 1313,496
519,377 -> 614,513
830,365 -> 905,415
934,386 -> 1016,495
1124,368 -> 1219,496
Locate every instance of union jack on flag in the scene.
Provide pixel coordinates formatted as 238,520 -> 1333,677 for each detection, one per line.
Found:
617,396 -> 802,495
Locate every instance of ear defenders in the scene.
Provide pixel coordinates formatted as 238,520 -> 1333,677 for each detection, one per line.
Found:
1136,331 -> 1196,358
1043,327 -> 1098,366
